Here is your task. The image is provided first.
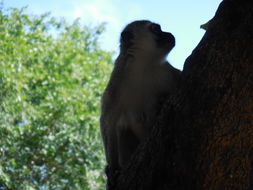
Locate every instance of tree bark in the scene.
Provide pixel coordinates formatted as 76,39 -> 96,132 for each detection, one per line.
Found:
107,0 -> 253,189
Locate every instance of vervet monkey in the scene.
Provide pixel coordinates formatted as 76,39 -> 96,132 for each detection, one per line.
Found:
100,20 -> 181,172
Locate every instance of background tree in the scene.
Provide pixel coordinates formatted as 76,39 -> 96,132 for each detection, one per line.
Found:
107,0 -> 253,189
0,6 -> 111,190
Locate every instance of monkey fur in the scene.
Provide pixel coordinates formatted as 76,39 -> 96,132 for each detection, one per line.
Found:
100,20 -> 181,172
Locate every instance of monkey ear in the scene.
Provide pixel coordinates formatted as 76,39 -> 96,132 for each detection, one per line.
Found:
121,31 -> 133,48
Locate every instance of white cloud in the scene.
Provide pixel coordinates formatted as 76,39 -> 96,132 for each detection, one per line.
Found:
16,0 -> 142,53
65,0 -> 126,52
72,0 -> 120,26
61,0 -> 144,52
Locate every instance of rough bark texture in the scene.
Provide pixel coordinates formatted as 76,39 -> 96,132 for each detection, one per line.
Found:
107,0 -> 253,189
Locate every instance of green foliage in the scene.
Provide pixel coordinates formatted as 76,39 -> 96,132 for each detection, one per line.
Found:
0,5 -> 112,190
200,20 -> 210,30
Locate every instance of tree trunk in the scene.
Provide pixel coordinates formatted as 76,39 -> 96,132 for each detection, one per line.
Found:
107,0 -> 253,189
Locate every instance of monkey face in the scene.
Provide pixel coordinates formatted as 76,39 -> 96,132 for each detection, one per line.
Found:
120,20 -> 175,58
149,23 -> 175,52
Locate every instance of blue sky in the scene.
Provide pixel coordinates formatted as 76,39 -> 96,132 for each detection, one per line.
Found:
5,0 -> 222,70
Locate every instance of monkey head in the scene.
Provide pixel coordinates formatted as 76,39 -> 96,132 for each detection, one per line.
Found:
120,20 -> 175,60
